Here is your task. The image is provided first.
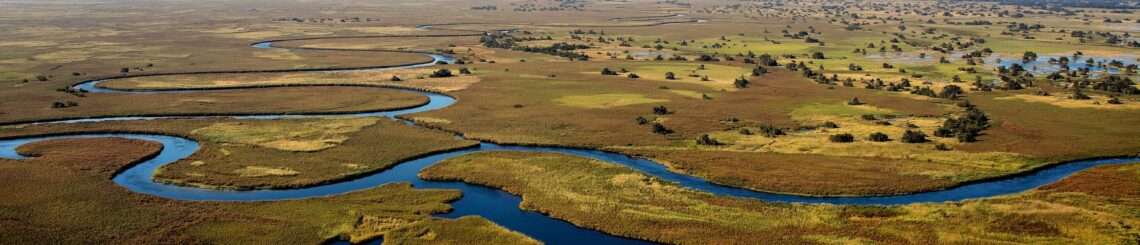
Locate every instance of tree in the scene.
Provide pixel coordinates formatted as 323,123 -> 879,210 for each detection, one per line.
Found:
936,107 -> 990,143
1022,51 -> 1038,63
900,130 -> 928,143
757,54 -> 778,66
811,51 -> 826,59
665,72 -> 677,80
652,105 -> 670,115
847,97 -> 864,105
627,73 -> 640,79
829,133 -> 855,143
938,85 -> 964,99
868,132 -> 890,142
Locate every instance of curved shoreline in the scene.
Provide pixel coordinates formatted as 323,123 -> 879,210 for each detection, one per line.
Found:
151,143 -> 483,192
438,136 -> 1140,198
2,23 -> 1139,244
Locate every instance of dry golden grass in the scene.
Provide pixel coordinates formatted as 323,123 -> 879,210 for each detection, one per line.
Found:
252,49 -> 304,61
423,151 -> 1140,244
380,216 -> 540,245
0,136 -> 531,244
191,118 -> 378,152
554,93 -> 669,109
233,166 -> 301,177
101,68 -> 481,92
158,118 -> 478,189
998,94 -> 1140,110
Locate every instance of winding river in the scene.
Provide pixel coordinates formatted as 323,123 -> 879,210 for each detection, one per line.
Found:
2,28 -> 1139,244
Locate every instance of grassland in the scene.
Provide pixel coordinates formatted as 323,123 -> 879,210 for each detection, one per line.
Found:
422,151 -> 1140,244
3,0 -> 1140,243
407,59 -> 1059,195
0,86 -> 430,124
159,118 -> 478,189
100,68 -> 482,92
1,116 -> 477,190
554,93 -> 669,109
0,137 -> 531,244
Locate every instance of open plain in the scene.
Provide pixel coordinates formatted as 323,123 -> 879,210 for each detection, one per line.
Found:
2,0 -> 1140,244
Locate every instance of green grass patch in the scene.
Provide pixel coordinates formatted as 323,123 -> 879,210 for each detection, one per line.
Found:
555,93 -> 668,109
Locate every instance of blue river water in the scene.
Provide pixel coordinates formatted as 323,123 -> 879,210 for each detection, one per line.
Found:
2,35 -> 1139,244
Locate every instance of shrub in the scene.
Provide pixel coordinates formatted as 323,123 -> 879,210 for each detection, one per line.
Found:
695,134 -> 722,145
758,124 -> 785,137
734,77 -> 750,88
752,66 -> 767,76
900,130 -> 928,143
430,69 -> 453,78
868,132 -> 890,142
933,128 -> 954,138
738,128 -> 753,135
651,123 -> 673,135
939,85 -> 964,99
935,143 -> 952,151
51,101 -> 78,109
1070,89 -> 1091,100
829,133 -> 855,143
665,71 -> 677,80
601,68 -> 619,75
652,105 -> 670,115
